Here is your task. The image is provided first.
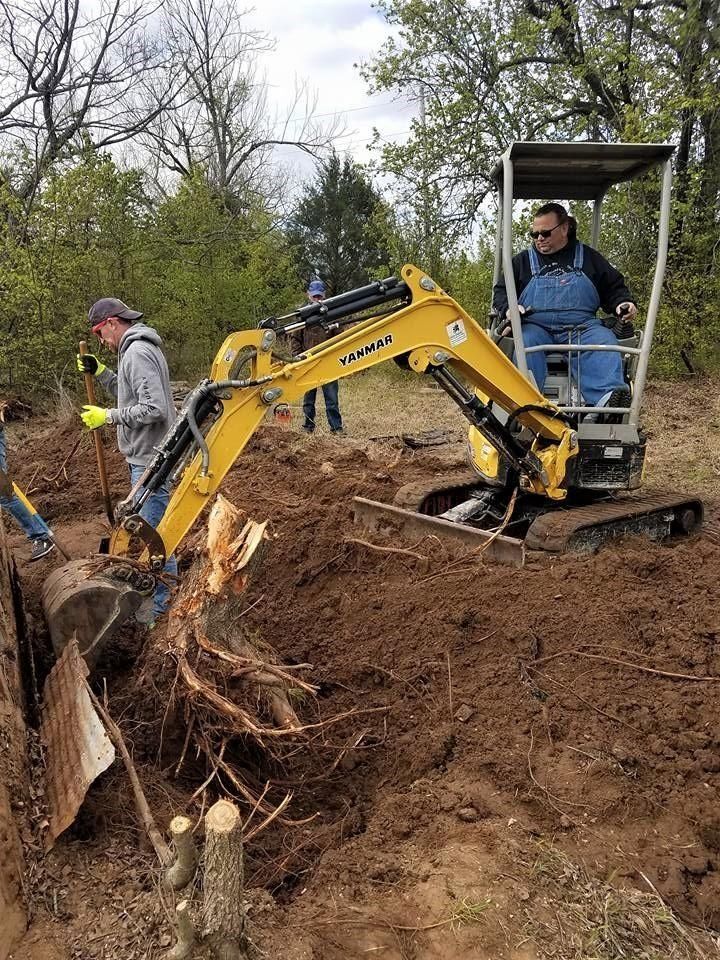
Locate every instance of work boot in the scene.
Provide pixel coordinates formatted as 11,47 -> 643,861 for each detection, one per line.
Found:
599,387 -> 631,424
29,538 -> 55,562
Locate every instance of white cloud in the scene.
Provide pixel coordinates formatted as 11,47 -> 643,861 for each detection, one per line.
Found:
244,0 -> 415,174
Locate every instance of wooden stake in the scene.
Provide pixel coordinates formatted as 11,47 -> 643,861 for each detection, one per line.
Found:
202,799 -> 244,960
168,899 -> 196,960
165,816 -> 198,890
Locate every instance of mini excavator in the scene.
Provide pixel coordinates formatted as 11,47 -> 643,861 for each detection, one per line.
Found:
43,260 -> 701,663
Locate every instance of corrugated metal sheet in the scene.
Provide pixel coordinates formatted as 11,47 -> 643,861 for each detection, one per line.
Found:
40,641 -> 115,848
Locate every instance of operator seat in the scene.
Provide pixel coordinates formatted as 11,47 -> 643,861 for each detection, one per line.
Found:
487,312 -> 641,411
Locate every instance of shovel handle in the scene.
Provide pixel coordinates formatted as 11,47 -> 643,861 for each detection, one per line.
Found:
80,340 -> 115,526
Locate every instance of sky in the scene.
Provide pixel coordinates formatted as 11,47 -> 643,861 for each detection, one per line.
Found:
244,0 -> 417,178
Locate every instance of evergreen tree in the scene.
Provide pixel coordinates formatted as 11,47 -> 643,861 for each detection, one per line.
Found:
288,152 -> 390,294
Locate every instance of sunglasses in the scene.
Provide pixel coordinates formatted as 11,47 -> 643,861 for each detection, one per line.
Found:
91,316 -> 117,336
530,221 -> 565,240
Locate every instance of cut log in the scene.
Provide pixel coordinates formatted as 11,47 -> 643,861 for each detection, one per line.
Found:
165,815 -> 198,890
202,799 -> 244,960
168,899 -> 196,960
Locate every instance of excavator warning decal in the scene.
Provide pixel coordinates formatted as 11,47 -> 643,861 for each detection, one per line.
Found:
339,334 -> 394,367
447,319 -> 467,347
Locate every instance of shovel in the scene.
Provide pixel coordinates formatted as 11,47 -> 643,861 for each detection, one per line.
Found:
79,340 -> 114,545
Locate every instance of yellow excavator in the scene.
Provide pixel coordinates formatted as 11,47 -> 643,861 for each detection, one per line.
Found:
43,258 -> 701,664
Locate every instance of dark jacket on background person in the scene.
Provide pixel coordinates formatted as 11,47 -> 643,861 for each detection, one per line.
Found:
493,238 -> 634,318
289,319 -> 340,355
96,323 -> 176,466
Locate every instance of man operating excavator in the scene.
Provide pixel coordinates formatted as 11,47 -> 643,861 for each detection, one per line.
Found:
493,202 -> 637,415
76,298 -> 177,624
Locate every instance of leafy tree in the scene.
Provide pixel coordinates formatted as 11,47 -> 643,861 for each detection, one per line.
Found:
140,171 -> 299,377
288,152 -> 391,294
364,0 -> 719,238
363,0 -> 720,370
0,152 -> 150,392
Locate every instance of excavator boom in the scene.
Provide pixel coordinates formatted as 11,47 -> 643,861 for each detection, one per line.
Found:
123,265 -> 576,566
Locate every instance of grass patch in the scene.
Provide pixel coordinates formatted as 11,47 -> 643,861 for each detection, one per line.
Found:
524,844 -> 717,959
290,365 -> 462,441
447,895 -> 492,931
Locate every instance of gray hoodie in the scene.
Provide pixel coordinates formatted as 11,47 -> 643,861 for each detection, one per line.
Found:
96,323 -> 176,467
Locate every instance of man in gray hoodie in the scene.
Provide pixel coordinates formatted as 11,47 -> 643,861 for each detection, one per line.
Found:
77,298 -> 177,623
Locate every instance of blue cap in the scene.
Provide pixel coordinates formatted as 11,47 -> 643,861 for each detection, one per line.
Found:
307,279 -> 326,296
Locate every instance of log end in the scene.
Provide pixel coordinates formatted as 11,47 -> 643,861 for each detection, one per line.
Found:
206,798 -> 242,834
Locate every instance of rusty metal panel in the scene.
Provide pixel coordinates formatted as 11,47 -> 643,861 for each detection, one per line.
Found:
40,640 -> 115,848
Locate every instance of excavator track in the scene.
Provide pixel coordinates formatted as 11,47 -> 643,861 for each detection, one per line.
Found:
524,492 -> 703,553
392,470 -> 487,515
353,479 -> 702,567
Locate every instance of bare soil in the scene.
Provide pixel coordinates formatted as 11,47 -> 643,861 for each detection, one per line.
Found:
5,375 -> 720,959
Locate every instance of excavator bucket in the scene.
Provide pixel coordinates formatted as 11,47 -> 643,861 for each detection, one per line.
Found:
42,560 -> 155,668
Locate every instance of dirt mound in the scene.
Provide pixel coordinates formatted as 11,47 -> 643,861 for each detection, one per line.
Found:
202,435 -> 720,923
8,419 -> 720,957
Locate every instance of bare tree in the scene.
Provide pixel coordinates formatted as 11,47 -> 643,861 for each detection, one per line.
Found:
0,0 -> 181,204
142,0 -> 337,209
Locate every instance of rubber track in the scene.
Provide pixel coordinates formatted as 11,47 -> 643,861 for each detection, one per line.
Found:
525,492 -> 703,553
393,470 -> 483,514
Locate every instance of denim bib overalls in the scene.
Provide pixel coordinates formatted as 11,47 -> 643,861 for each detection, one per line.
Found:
516,243 -> 625,406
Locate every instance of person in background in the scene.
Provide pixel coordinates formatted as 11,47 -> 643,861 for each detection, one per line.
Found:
290,279 -> 344,435
76,298 -> 177,624
0,414 -> 54,561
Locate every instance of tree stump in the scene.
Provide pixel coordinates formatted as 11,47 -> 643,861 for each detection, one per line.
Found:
168,899 -> 196,960
162,494 -> 307,739
166,815 -> 198,890
202,799 -> 244,960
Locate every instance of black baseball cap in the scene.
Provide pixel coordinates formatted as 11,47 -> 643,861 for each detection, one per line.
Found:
88,298 -> 144,329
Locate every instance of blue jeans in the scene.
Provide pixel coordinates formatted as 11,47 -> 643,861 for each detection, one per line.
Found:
303,381 -> 342,432
0,427 -> 51,542
129,464 -> 178,619
519,321 -> 625,406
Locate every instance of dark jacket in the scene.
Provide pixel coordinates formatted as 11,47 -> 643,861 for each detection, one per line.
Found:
96,323 -> 176,467
289,316 -> 340,355
492,239 -> 635,318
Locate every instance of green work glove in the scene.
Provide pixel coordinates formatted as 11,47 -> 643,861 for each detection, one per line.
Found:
80,405 -> 109,430
76,353 -> 106,376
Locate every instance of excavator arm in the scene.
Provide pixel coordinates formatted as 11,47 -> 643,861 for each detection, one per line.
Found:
111,264 -> 578,569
